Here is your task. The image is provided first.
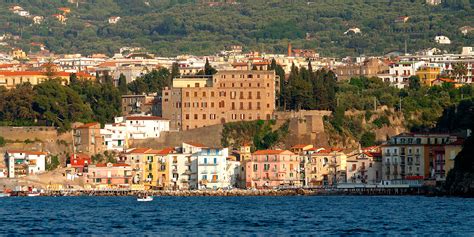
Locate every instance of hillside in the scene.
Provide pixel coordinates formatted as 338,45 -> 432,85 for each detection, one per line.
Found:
0,0 -> 473,56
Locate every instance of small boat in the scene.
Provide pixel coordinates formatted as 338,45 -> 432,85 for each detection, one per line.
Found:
27,193 -> 41,197
0,193 -> 10,198
137,195 -> 153,202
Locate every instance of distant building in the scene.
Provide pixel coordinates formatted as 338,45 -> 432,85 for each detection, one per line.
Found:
108,16 -> 121,24
73,122 -> 104,155
305,148 -> 347,186
121,94 -> 161,116
32,16 -> 44,24
344,27 -> 361,35
416,66 -> 441,86
334,58 -> 389,81
52,14 -> 67,23
69,153 -> 91,173
5,150 -> 47,178
115,115 -> 170,140
426,0 -> 442,6
435,35 -> 451,45
162,70 -> 278,131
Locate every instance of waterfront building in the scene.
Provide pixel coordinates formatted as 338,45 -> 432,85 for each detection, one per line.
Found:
73,122 -> 104,155
4,150 -> 47,178
346,148 -> 382,184
416,66 -> 441,86
305,148 -> 347,186
382,133 -> 463,182
123,148 -> 161,188
101,123 -> 127,152
191,147 -> 230,189
161,69 -> 279,131
85,163 -> 132,189
246,150 -> 300,189
69,153 -> 91,174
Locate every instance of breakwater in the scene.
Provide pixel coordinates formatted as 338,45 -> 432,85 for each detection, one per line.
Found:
8,186 -> 430,197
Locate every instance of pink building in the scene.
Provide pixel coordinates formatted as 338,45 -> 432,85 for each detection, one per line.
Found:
246,150 -> 300,188
85,163 -> 132,188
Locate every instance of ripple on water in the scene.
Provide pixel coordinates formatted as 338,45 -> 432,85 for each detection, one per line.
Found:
0,196 -> 473,235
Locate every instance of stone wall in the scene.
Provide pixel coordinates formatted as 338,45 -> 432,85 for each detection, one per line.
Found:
130,124 -> 224,149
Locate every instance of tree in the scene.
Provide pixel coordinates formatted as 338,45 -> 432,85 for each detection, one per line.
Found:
452,63 -> 468,80
408,75 -> 421,90
360,132 -> 376,147
128,78 -> 147,95
70,73 -> 78,85
170,62 -> 180,84
0,136 -> 5,147
204,58 -> 217,75
118,73 -> 128,95
46,155 -> 60,171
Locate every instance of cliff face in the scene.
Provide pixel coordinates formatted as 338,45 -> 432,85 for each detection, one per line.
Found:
445,136 -> 474,197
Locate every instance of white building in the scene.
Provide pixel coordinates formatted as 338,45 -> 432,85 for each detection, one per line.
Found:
379,61 -> 424,88
108,16 -> 121,24
5,150 -> 47,178
32,16 -> 44,24
435,36 -> 451,45
191,147 -> 230,190
101,123 -> 127,151
101,115 -> 170,151
344,27 -> 361,35
226,159 -> 243,188
57,56 -> 105,72
116,115 -> 170,140
346,151 -> 382,184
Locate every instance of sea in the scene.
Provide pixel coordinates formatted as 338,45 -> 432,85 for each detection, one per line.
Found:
0,196 -> 473,235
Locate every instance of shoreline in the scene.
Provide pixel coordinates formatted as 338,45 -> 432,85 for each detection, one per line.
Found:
5,187 -> 440,197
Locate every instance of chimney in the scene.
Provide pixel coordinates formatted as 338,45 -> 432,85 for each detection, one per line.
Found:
288,42 -> 292,57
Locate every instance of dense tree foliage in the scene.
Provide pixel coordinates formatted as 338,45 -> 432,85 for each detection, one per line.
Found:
128,68 -> 171,95
1,0 -> 472,56
0,77 -> 123,131
221,119 -> 289,150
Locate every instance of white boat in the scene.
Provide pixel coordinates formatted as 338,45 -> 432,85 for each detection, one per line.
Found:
0,193 -> 10,197
27,193 -> 41,197
137,196 -> 153,202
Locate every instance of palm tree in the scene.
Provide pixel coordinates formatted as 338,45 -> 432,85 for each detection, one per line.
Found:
452,63 -> 468,82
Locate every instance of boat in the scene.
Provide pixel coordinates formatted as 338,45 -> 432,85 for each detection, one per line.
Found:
0,193 -> 10,198
137,195 -> 153,202
27,193 -> 41,197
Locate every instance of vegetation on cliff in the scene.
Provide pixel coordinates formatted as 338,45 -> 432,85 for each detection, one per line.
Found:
443,99 -> 474,196
1,0 -> 472,56
221,120 -> 289,150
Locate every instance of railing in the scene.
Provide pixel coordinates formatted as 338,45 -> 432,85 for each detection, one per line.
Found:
199,163 -> 218,166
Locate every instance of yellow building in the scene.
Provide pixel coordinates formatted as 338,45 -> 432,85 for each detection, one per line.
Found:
156,148 -> 174,189
0,71 -> 94,89
124,148 -> 162,190
416,67 -> 441,86
10,48 -> 27,60
445,140 -> 464,175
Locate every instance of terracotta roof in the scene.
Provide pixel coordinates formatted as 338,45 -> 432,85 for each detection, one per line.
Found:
7,150 -> 48,156
316,147 -> 344,154
95,163 -> 130,167
76,122 -> 99,129
252,61 -> 270,65
253,150 -> 287,155
125,116 -> 167,121
232,62 -> 248,67
155,147 -> 175,155
0,64 -> 17,68
0,71 -> 92,77
127,148 -> 151,154
184,142 -> 207,148
97,62 -> 117,67
291,144 -> 311,149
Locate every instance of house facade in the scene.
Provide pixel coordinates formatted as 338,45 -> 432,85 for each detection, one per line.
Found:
246,150 -> 300,189
5,150 -> 47,178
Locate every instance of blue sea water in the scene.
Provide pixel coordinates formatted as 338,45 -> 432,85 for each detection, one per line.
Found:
0,196 -> 473,235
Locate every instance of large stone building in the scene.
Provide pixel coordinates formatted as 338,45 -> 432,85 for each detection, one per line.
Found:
73,122 -> 104,155
121,94 -> 161,116
162,70 -> 279,130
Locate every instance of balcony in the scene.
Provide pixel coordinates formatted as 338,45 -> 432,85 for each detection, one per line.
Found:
185,160 -> 192,166
199,163 -> 218,166
184,170 -> 192,175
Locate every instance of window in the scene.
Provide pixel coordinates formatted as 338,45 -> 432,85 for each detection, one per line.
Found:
264,164 -> 270,171
202,175 -> 207,180
186,92 -> 189,97
211,91 -> 215,97
194,114 -> 198,120
214,158 -> 217,164
204,158 -> 208,164
248,102 -> 252,110
240,102 -> 243,110
257,91 -> 261,99
186,114 -> 190,120
253,164 -> 258,171
202,114 -> 206,119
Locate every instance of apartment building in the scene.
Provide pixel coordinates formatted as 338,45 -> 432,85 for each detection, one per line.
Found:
5,150 -> 47,178
246,150 -> 300,189
382,133 -> 463,181
346,149 -> 382,184
162,70 -> 279,130
191,147 -> 230,190
305,148 -> 347,186
73,122 -> 104,155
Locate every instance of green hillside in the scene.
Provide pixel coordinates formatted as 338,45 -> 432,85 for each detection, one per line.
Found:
0,0 -> 473,56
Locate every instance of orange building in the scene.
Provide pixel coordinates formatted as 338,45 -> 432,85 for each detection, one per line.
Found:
0,71 -> 93,89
